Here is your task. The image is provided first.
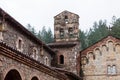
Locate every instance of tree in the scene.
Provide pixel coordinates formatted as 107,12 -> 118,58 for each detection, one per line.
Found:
111,18 -> 120,38
26,24 -> 37,36
36,26 -> 54,43
79,30 -> 87,50
26,24 -> 54,44
46,28 -> 54,43
87,20 -> 109,47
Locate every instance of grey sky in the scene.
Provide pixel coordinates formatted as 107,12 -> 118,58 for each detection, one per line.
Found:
0,0 -> 120,32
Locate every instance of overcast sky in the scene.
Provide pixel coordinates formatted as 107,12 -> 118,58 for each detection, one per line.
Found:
0,0 -> 120,32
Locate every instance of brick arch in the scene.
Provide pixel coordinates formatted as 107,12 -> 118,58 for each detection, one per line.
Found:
57,51 -> 66,64
87,51 -> 95,61
2,65 -> 24,80
107,40 -> 115,52
101,45 -> 107,52
94,48 -> 102,58
4,69 -> 22,80
115,43 -> 120,53
29,72 -> 40,80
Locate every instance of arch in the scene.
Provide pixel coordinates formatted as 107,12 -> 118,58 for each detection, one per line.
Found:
94,48 -> 102,57
2,65 -> 24,80
87,52 -> 95,60
31,76 -> 39,80
115,43 -> 120,53
102,45 -> 107,52
108,41 -> 114,51
44,56 -> 49,66
4,69 -> 22,80
59,55 -> 64,64
31,47 -> 38,60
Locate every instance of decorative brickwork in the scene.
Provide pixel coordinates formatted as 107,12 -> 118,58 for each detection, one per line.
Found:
80,36 -> 120,80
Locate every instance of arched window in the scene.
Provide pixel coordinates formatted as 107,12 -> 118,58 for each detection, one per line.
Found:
107,65 -> 111,74
60,55 -> 64,64
112,65 -> 117,74
107,65 -> 117,75
18,39 -> 22,49
32,47 -> 38,60
44,56 -> 49,66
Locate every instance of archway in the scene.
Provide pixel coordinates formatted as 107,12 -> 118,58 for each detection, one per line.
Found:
31,76 -> 39,80
4,69 -> 22,80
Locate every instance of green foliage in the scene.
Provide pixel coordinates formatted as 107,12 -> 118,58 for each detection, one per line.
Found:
80,20 -> 109,50
26,16 -> 120,50
111,18 -> 120,38
79,30 -> 87,50
80,17 -> 120,50
38,27 -> 54,43
27,24 -> 37,36
87,20 -> 109,46
26,24 -> 54,44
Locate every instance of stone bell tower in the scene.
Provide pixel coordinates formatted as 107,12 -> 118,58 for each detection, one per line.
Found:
54,10 -> 79,42
49,10 -> 80,75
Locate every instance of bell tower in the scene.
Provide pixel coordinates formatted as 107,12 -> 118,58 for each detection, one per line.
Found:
54,10 -> 79,42
49,11 -> 80,75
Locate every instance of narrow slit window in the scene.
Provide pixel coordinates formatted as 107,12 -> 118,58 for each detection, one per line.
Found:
18,39 -> 22,49
60,55 -> 64,64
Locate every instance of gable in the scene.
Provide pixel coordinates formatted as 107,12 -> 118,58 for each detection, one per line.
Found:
80,36 -> 120,56
54,10 -> 79,18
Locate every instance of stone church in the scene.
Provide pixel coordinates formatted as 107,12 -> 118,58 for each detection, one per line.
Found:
0,8 -> 82,80
80,36 -> 120,80
0,7 -> 120,80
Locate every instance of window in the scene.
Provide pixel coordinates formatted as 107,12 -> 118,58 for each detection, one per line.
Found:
64,16 -> 68,24
59,28 -> 64,38
16,37 -> 23,52
68,28 -> 73,38
60,55 -> 64,64
112,65 -> 117,74
107,65 -> 117,75
18,39 -> 22,49
44,56 -> 49,66
107,65 -> 111,74
32,47 -> 38,60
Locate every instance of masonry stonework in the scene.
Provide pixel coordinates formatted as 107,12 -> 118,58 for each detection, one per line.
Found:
0,8 -> 81,80
48,11 -> 80,75
80,36 -> 120,80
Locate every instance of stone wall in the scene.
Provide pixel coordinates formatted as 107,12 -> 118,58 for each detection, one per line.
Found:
51,42 -> 80,75
81,36 -> 120,80
54,11 -> 79,42
1,21 -> 52,66
0,54 -> 60,80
